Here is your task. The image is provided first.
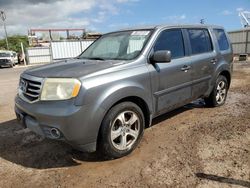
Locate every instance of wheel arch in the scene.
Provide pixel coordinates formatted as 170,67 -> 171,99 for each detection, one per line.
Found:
205,63 -> 232,99
96,84 -> 153,126
219,70 -> 231,87
111,96 -> 151,128
96,95 -> 152,149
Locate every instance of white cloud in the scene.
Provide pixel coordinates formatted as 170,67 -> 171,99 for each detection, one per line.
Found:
221,10 -> 232,16
164,14 -> 187,23
179,14 -> 186,19
0,0 -> 139,38
99,0 -> 119,15
116,0 -> 139,3
236,7 -> 244,12
108,22 -> 129,29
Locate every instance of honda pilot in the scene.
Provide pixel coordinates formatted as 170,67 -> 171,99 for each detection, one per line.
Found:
15,25 -> 233,158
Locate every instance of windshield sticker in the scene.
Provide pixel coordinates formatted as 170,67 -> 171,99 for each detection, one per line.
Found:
131,31 -> 150,36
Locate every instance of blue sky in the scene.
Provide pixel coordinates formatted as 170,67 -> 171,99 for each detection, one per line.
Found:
93,0 -> 250,32
0,0 -> 250,38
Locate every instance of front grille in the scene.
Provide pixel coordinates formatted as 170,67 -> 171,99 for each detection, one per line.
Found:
0,59 -> 8,63
19,75 -> 43,102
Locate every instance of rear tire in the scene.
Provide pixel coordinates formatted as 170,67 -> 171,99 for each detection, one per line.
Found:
204,75 -> 228,107
98,102 -> 145,159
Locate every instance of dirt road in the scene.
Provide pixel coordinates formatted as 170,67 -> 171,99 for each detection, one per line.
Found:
0,63 -> 249,188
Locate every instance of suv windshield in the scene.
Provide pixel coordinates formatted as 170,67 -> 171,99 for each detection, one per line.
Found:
79,30 -> 152,60
0,53 -> 10,57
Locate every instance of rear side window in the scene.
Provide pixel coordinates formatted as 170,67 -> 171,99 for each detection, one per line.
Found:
154,29 -> 185,59
213,29 -> 229,51
188,29 -> 213,55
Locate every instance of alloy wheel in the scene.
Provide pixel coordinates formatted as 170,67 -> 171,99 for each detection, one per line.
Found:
110,111 -> 140,151
216,80 -> 227,104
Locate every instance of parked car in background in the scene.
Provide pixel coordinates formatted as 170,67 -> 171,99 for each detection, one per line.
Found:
15,24 -> 233,159
0,50 -> 18,68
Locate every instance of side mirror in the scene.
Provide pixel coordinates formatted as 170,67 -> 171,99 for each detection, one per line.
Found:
151,50 -> 171,63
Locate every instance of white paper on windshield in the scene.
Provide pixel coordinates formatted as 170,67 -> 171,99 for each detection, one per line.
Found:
131,31 -> 150,36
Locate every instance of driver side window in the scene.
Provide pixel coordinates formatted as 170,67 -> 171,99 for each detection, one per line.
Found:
154,29 -> 185,59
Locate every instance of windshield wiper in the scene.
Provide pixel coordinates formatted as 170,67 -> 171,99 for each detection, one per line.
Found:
79,57 -> 105,61
89,57 -> 105,61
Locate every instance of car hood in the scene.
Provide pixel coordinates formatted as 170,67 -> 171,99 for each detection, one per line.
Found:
24,58 -> 122,78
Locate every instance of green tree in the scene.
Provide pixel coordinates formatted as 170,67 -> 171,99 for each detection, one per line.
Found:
0,35 -> 28,53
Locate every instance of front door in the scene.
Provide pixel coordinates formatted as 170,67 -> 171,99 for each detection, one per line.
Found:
148,29 -> 192,115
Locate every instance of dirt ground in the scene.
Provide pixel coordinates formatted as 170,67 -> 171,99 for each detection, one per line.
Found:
0,63 -> 249,188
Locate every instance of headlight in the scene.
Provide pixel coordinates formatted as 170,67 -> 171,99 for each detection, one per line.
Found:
40,78 -> 81,101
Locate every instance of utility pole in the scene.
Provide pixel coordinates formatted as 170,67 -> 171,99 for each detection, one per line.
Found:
0,10 -> 9,50
21,42 -> 26,66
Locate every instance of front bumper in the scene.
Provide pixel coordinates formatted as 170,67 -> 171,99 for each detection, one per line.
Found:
0,60 -> 12,66
15,95 -> 105,152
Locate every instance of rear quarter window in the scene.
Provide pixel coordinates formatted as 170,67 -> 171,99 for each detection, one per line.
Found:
213,29 -> 230,51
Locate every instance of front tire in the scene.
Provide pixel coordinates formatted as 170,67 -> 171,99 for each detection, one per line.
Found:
98,102 -> 145,159
205,75 -> 228,107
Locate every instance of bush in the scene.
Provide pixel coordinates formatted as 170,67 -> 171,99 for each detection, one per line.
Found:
0,35 -> 28,53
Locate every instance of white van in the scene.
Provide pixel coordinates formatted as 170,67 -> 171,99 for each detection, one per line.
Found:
0,50 -> 18,68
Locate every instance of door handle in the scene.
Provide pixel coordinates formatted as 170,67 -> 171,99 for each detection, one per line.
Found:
181,65 -> 191,72
210,59 -> 217,64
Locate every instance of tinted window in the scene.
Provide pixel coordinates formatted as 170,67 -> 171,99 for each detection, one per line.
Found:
154,29 -> 185,59
188,29 -> 213,55
214,29 -> 229,51
204,30 -> 213,51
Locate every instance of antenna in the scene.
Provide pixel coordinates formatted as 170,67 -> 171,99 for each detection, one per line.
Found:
239,11 -> 250,28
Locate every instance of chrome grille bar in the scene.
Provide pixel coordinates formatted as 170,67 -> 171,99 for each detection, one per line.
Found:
19,74 -> 43,103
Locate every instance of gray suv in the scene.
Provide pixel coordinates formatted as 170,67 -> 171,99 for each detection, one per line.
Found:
15,25 -> 233,158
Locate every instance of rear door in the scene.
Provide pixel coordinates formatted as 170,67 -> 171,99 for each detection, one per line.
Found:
148,28 -> 192,115
185,28 -> 216,99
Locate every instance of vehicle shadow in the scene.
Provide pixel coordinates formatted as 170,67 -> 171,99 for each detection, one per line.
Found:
0,66 -> 11,69
0,119 -> 105,169
151,99 -> 205,126
0,100 -> 205,169
196,173 -> 250,187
